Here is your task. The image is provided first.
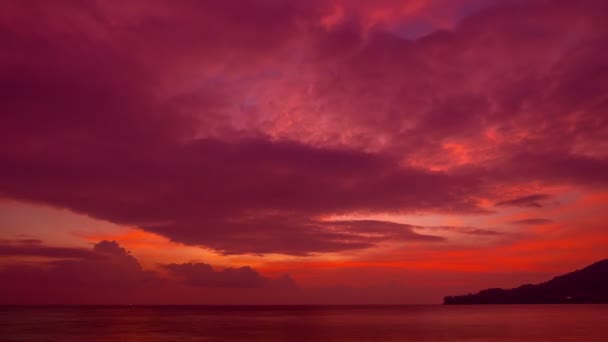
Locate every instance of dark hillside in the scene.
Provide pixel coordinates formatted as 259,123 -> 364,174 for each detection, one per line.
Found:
444,259 -> 608,304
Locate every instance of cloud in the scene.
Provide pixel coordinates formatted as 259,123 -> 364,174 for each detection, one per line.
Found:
495,194 -> 553,208
163,263 -> 296,289
0,240 -> 296,304
325,220 -> 444,241
153,217 -> 447,256
0,136 -> 484,255
0,240 -> 156,303
511,218 -> 553,225
0,240 -> 95,258
0,0 -> 607,256
422,226 -> 503,236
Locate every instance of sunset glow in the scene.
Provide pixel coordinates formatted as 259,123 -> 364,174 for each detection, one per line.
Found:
1,0 -> 607,304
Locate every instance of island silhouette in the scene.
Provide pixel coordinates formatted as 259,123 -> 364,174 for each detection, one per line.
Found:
444,259 -> 608,304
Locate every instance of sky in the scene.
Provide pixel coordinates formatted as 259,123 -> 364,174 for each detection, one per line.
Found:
0,0 -> 607,304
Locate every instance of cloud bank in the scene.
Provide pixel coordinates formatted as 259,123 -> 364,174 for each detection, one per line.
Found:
0,0 -> 607,257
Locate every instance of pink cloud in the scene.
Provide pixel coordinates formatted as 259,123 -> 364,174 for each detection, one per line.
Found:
0,0 -> 607,259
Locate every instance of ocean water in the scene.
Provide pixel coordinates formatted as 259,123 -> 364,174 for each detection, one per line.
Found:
1,305 -> 607,341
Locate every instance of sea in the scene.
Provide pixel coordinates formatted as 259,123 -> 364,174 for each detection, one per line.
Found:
1,305 -> 607,341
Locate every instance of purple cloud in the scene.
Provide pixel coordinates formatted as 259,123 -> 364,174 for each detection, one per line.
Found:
0,0 -> 607,256
495,194 -> 552,208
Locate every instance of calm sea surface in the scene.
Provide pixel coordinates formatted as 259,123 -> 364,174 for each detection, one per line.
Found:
1,305 -> 607,341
